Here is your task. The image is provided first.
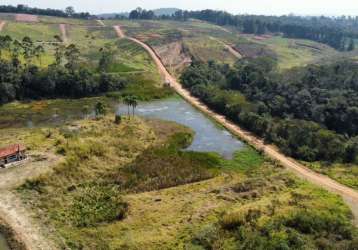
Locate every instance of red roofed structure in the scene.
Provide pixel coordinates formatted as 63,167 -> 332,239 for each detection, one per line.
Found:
0,144 -> 26,167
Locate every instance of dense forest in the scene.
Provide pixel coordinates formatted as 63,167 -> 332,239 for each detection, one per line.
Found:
180,58 -> 358,163
128,8 -> 357,51
0,35 -> 125,104
0,4 -> 92,19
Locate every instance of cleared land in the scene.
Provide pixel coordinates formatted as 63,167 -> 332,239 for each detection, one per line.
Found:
15,14 -> 39,22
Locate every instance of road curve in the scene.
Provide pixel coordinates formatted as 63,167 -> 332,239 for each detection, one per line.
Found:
113,25 -> 358,226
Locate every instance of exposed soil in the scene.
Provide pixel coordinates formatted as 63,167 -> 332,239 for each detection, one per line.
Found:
114,25 -> 358,226
0,152 -> 62,249
153,42 -> 192,75
97,19 -> 106,27
15,14 -> 39,23
0,21 -> 6,32
59,24 -> 68,44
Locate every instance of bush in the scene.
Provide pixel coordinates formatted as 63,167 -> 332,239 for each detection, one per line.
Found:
69,184 -> 128,227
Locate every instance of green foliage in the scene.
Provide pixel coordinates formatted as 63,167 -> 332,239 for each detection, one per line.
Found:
181,58 -> 358,163
117,131 -> 221,192
69,184 -> 128,227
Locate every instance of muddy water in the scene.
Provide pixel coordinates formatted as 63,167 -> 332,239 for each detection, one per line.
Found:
117,97 -> 244,159
0,234 -> 10,250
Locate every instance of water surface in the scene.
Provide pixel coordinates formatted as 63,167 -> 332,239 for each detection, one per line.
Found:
117,97 -> 243,159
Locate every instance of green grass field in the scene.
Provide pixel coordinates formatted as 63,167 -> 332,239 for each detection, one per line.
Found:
245,35 -> 338,69
1,21 -> 60,41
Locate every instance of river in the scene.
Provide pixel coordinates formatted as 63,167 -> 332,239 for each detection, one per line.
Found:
117,97 -> 244,159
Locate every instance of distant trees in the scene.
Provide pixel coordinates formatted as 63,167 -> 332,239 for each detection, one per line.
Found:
0,34 -> 127,105
181,58 -> 358,163
126,7 -> 358,51
129,8 -> 155,20
0,4 -> 93,19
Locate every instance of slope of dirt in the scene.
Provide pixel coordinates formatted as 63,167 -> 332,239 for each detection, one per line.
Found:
0,21 -> 6,32
59,24 -> 68,44
114,26 -> 358,226
153,42 -> 192,76
0,152 -> 61,250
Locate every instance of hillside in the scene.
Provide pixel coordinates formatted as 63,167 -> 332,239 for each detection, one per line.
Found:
0,11 -> 358,250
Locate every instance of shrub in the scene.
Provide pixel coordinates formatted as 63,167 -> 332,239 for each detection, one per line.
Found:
69,184 -> 128,227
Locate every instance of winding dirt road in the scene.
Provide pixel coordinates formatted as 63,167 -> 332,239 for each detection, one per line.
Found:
0,21 -> 6,32
114,25 -> 358,225
59,24 -> 68,44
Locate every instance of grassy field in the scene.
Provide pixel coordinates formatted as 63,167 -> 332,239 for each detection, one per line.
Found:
1,21 -> 60,41
304,162 -> 358,190
243,35 -> 338,70
14,116 -> 357,249
183,36 -> 238,64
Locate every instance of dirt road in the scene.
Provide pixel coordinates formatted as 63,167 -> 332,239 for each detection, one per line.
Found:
114,26 -> 358,225
59,24 -> 68,44
0,21 -> 6,32
97,19 -> 106,27
0,153 -> 61,249
113,25 -> 125,38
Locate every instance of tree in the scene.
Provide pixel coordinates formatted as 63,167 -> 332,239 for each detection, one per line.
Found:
0,35 -> 12,58
65,44 -> 80,71
94,102 -> 106,118
130,95 -> 138,116
123,95 -> 132,117
98,43 -> 115,72
21,36 -> 34,65
65,6 -> 75,17
53,35 -> 65,66
34,45 -> 45,66
348,38 -> 355,51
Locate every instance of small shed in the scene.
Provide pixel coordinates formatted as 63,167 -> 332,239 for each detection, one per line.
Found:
0,144 -> 26,168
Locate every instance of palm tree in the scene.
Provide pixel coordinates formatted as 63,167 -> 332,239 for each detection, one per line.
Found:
122,95 -> 132,117
130,95 -> 138,117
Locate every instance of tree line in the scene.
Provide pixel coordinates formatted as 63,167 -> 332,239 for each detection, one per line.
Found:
127,8 -> 356,51
0,4 -> 93,19
0,35 -> 125,104
180,58 -> 358,163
